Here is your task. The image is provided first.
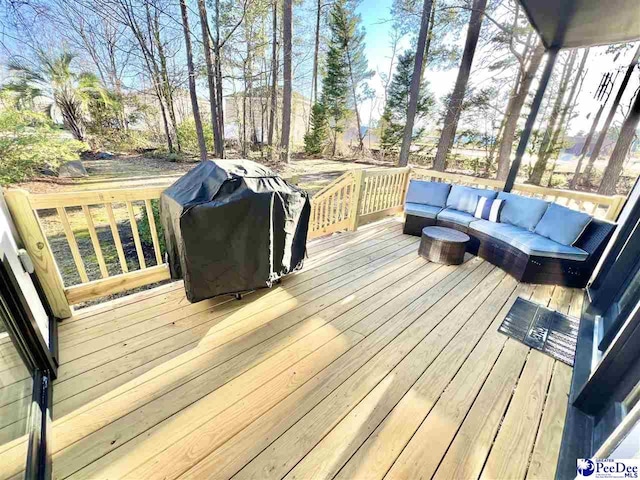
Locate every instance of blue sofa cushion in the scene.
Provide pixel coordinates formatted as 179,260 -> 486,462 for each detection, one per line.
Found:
405,202 -> 442,219
446,185 -> 497,214
469,219 -> 527,244
470,220 -> 588,261
437,208 -> 477,227
497,192 -> 549,231
405,180 -> 451,207
534,203 -> 592,246
508,231 -> 589,261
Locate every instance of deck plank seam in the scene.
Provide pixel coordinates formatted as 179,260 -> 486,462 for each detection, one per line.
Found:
223,263 -> 496,479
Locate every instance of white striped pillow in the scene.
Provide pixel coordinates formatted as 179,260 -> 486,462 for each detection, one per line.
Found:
474,197 -> 504,222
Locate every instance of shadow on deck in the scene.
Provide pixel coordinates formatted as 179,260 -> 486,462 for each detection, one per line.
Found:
0,218 -> 578,479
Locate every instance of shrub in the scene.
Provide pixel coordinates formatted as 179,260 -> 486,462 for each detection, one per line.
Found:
88,128 -> 156,153
138,199 -> 165,257
0,108 -> 88,185
176,119 -> 213,154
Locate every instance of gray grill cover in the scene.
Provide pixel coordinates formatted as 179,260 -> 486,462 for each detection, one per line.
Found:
160,160 -> 310,302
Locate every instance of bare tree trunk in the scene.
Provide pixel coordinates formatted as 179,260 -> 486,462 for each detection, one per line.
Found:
115,0 -> 173,151
496,41 -> 544,180
570,104 -> 604,189
242,71 -> 248,157
422,0 -> 436,71
486,114 -> 506,174
584,44 -> 640,184
308,0 -> 321,123
398,0 -> 434,167
149,4 -> 181,152
179,0 -> 207,161
279,0 -> 292,163
528,50 -> 576,185
197,0 -> 224,158
598,88 -> 640,195
546,49 -> 588,186
268,0 -> 278,146
214,0 -> 225,138
432,0 -> 487,171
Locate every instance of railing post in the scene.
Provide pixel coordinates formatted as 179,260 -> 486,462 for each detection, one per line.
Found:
606,195 -> 626,221
401,168 -> 412,204
348,169 -> 365,231
4,189 -> 71,319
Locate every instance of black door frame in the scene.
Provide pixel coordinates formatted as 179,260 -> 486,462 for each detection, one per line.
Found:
0,258 -> 55,479
557,179 -> 640,479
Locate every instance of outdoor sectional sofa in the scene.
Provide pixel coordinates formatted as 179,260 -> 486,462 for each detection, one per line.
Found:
403,179 -> 616,288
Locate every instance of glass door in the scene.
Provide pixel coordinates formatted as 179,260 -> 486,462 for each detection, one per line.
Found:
0,195 -> 55,479
557,178 -> 640,478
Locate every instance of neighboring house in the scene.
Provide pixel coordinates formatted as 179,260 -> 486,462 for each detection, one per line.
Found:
224,88 -> 310,146
126,88 -> 212,135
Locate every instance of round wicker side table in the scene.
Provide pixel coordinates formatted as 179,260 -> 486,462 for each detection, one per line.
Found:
419,226 -> 470,265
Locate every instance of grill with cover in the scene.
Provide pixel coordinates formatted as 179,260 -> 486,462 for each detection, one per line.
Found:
160,160 -> 310,302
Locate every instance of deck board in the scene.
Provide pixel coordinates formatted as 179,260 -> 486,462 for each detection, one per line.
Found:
0,219 -> 578,480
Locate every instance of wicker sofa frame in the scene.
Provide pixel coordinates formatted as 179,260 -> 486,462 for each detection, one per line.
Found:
404,212 -> 615,288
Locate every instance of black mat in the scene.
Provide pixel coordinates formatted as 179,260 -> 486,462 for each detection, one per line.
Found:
499,297 -> 579,366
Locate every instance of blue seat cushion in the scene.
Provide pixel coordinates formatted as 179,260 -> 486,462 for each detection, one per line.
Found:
446,185 -> 498,214
534,203 -> 592,246
469,219 -> 527,244
509,231 -> 589,261
437,208 -> 477,227
470,219 -> 588,261
497,192 -> 549,231
405,180 -> 451,208
405,202 -> 442,219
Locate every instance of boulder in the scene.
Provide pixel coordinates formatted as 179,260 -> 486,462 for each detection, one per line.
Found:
58,160 -> 88,178
96,151 -> 115,159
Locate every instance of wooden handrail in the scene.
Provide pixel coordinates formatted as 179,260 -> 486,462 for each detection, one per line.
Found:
4,186 -> 170,315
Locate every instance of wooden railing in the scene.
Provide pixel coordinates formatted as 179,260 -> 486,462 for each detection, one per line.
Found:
4,187 -> 170,318
413,168 -> 626,221
308,167 -> 410,239
4,165 -> 624,316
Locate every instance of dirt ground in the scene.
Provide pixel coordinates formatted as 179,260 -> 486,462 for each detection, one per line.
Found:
14,153 -> 391,195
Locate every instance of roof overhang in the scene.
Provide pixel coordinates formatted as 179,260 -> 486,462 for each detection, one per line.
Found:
518,0 -> 640,49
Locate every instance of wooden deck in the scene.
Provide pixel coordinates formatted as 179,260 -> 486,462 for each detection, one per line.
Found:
0,218 -> 578,480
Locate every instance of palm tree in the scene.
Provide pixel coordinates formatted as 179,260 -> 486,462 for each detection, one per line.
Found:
3,51 -> 105,141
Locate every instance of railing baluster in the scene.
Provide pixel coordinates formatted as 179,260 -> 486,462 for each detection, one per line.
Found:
105,203 -> 129,274
322,198 -> 328,228
56,207 -> 89,283
82,205 -> 109,278
372,176 -> 379,212
126,201 -> 146,269
391,174 -> 399,207
361,178 -> 369,215
144,200 -> 163,266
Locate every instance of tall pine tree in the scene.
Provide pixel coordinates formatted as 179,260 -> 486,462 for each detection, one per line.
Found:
317,4 -> 350,156
330,0 -> 373,151
380,49 -> 434,151
304,103 -> 328,154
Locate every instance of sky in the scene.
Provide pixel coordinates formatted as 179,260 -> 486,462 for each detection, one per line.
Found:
353,0 -> 640,136
1,0 -> 638,139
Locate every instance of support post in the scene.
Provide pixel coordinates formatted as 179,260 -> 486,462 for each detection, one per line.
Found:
348,169 -> 365,231
504,47 -> 559,192
3,189 -> 71,319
